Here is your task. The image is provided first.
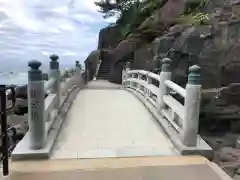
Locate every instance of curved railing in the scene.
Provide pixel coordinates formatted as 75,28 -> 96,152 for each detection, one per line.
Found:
123,69 -> 160,105
122,58 -> 202,148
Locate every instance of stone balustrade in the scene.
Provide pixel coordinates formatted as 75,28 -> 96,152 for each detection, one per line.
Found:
122,58 -> 202,148
26,55 -> 83,150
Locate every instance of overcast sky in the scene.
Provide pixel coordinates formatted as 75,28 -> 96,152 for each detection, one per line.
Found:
0,0 -> 115,72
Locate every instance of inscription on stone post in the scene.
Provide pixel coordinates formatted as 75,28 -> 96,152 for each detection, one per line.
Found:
29,84 -> 43,124
28,81 -> 45,149
192,88 -> 201,118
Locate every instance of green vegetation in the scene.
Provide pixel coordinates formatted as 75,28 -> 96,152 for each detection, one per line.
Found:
95,0 -> 210,48
95,0 -> 168,38
179,0 -> 210,25
177,12 -> 210,25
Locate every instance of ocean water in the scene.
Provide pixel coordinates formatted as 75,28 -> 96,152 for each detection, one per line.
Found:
0,72 -> 28,86
0,63 -> 78,86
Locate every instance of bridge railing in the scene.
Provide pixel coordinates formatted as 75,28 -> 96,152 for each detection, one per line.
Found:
27,55 -> 82,150
93,60 -> 102,80
123,58 -> 201,148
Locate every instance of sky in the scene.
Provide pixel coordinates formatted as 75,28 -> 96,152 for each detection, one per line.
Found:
0,0 -> 116,72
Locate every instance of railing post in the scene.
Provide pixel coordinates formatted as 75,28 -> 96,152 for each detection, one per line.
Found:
76,61 -> 82,74
157,58 -> 172,111
146,76 -> 152,98
85,63 -> 89,84
137,73 -> 142,91
94,60 -> 101,80
122,66 -> 126,86
122,62 -> 130,87
75,60 -> 82,85
28,60 -> 46,149
130,73 -> 135,89
182,65 -> 201,147
50,54 -> 60,109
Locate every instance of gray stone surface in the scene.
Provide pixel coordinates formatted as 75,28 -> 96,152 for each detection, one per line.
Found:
51,81 -> 177,159
87,80 -> 122,89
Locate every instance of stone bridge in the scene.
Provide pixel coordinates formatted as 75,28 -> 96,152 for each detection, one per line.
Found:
1,55 -> 233,180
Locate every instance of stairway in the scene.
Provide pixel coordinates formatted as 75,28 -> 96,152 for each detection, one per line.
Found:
96,67 -> 109,80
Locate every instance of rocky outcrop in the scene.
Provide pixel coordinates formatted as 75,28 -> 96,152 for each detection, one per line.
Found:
84,50 -> 101,80
111,0 -> 185,62
85,25 -> 122,81
107,0 -> 186,83
87,0 -> 187,83
129,1 -> 240,87
15,85 -> 27,99
132,43 -> 155,70
107,0 -> 240,84
98,25 -> 122,49
91,0 -> 240,124
7,85 -> 49,100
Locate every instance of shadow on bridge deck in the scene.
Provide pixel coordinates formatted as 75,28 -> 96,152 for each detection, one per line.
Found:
51,80 -> 177,159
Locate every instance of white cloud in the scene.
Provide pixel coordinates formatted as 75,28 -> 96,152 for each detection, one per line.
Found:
73,13 -> 99,23
52,5 -> 69,16
0,0 -> 110,72
41,51 -> 50,56
104,16 -> 118,23
62,52 -> 78,56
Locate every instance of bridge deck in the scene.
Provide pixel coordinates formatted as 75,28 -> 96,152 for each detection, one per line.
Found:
51,81 -> 177,159
10,156 -> 230,180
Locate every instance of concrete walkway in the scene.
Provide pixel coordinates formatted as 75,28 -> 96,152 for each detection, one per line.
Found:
51,81 -> 178,159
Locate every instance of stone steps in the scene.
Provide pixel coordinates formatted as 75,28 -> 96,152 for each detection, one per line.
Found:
97,68 -> 109,80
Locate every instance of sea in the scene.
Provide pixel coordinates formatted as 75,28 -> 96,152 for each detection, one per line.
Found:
0,64 -> 75,86
0,72 -> 28,86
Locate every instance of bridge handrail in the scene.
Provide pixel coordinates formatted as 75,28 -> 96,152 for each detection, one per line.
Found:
27,55 -> 83,150
93,60 -> 102,80
44,78 -> 56,93
164,80 -> 186,98
122,58 -> 201,148
127,70 -> 160,82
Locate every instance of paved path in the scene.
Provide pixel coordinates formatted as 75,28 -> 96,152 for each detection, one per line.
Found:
87,79 -> 122,89
51,81 -> 178,159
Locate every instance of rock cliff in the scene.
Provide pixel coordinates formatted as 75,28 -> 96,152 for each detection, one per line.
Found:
88,0 -> 240,90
